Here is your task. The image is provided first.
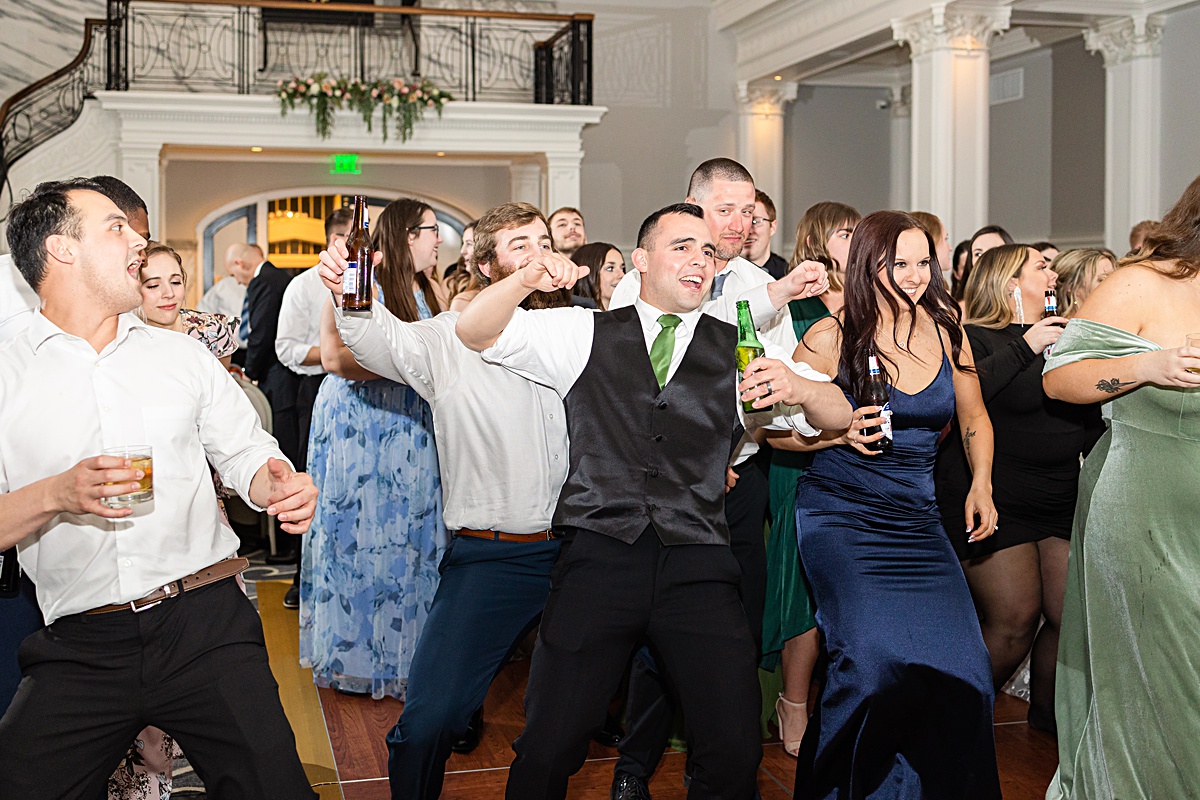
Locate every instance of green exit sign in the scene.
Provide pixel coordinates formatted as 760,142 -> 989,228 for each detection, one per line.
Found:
330,154 -> 362,175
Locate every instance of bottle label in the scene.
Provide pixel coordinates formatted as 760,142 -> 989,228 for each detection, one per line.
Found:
342,262 -> 358,294
879,401 -> 894,440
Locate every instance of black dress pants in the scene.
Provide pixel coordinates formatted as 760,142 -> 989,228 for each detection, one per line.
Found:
505,526 -> 761,800
0,577 -> 316,800
614,459 -> 770,782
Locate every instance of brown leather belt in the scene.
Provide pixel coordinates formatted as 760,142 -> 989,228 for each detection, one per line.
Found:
455,528 -> 558,543
84,557 -> 250,615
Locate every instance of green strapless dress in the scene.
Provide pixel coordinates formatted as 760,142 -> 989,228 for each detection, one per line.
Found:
1043,319 -> 1200,800
761,296 -> 830,670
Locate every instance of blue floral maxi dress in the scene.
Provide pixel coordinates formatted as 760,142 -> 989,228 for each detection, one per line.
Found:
299,291 -> 445,700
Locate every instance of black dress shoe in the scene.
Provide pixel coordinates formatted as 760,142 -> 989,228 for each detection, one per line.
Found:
593,712 -> 625,747
265,548 -> 298,565
451,707 -> 483,754
282,584 -> 300,609
611,773 -> 652,800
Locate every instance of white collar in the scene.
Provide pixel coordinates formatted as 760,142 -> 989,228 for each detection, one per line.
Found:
632,296 -> 703,335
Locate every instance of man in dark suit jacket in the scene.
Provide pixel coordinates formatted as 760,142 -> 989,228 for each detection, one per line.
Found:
227,243 -> 301,469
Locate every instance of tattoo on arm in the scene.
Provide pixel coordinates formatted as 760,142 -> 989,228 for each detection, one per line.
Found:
1096,377 -> 1136,394
963,427 -> 976,458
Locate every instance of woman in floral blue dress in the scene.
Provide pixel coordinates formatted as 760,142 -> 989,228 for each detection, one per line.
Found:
299,198 -> 447,700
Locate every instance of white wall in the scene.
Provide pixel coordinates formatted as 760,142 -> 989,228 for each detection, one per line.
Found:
0,0 -> 102,106
1159,2 -> 1200,214
989,48 -> 1053,243
1049,37 -> 1105,247
781,85 -> 893,244
162,158 -> 511,243
558,0 -> 739,251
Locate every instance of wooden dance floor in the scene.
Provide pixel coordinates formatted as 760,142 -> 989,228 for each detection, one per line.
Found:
259,580 -> 1059,799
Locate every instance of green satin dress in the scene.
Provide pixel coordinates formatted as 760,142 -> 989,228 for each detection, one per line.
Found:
1043,319 -> 1200,800
760,296 -> 830,671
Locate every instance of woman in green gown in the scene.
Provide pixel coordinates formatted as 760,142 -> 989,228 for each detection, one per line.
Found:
761,201 -> 859,755
1042,176 -> 1200,799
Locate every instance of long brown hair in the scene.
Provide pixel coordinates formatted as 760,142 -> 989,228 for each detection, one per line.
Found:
1120,174 -> 1200,280
371,199 -> 443,322
835,211 -> 970,404
788,201 -> 860,292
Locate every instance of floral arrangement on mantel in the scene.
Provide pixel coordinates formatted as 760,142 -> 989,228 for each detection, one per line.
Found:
277,74 -> 453,142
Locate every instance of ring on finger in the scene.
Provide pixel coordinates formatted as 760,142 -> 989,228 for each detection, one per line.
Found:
765,381 -> 774,395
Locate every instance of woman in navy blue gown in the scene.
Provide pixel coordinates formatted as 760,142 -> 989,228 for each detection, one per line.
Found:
791,210 -> 1001,798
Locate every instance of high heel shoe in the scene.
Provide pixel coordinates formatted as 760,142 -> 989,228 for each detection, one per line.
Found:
775,693 -> 808,756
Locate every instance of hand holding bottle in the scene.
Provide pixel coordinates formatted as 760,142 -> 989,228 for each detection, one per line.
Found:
1022,316 -> 1068,354
840,405 -> 887,455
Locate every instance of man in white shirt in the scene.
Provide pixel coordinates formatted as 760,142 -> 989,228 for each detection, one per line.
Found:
277,207 -> 352,469
548,206 -> 587,257
456,203 -> 851,799
317,202 -> 577,800
0,179 -> 319,799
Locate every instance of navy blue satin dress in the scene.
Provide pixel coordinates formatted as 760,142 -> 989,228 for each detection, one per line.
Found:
794,355 -> 1000,799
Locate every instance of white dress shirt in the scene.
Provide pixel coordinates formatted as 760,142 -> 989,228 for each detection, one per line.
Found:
481,298 -> 826,439
335,303 -> 569,534
609,257 -> 805,462
0,254 -> 39,344
197,276 -> 248,348
0,312 -> 288,623
276,265 -> 326,376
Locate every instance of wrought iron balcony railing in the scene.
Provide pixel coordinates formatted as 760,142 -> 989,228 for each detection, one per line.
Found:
1,0 -> 592,200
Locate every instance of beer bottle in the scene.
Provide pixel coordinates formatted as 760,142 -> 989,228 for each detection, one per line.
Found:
342,196 -> 373,312
861,353 -> 894,454
736,300 -> 767,414
0,547 -> 20,598
1043,289 -> 1058,318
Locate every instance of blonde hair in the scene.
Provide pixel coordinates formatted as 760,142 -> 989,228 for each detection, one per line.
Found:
788,201 -> 860,292
909,211 -> 945,244
1052,248 -> 1117,317
963,244 -> 1033,329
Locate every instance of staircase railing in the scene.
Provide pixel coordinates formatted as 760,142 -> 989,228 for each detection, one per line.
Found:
0,1 -> 593,207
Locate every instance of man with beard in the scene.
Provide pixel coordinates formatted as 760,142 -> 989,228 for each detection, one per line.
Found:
0,179 -> 318,799
548,206 -> 587,258
317,201 -> 606,800
455,203 -> 850,799
607,160 -> 828,800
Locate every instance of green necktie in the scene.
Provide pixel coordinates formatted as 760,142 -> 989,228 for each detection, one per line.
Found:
649,314 -> 681,389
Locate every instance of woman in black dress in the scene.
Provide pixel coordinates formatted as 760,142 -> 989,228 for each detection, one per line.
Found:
935,243 -> 1100,733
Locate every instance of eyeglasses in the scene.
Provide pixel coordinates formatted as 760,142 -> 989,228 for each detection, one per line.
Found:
410,225 -> 439,234
751,217 -> 774,227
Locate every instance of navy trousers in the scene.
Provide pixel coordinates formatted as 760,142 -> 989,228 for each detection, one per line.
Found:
387,534 -> 560,800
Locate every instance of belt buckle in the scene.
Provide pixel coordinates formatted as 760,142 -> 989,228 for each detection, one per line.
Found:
129,583 -> 175,613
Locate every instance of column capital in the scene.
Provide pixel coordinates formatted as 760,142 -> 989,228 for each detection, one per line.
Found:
736,80 -> 799,116
892,2 -> 1011,58
1084,15 -> 1163,68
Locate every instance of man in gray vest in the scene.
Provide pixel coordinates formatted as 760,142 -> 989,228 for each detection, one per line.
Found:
456,203 -> 851,799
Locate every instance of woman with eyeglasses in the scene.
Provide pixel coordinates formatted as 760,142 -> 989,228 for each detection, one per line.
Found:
299,198 -> 447,700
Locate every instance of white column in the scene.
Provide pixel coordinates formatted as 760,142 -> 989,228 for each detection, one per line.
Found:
736,80 -> 798,251
117,142 -> 162,236
893,2 -> 1010,241
888,85 -> 912,212
545,152 -> 583,214
1085,15 -> 1163,253
509,161 -> 544,210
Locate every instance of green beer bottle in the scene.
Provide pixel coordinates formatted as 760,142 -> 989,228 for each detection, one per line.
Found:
736,300 -> 766,413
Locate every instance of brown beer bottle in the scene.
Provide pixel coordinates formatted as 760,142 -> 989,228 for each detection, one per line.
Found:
342,196 -> 373,312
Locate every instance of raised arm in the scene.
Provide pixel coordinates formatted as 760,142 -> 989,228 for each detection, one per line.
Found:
455,254 -> 586,351
1043,265 -> 1200,402
319,298 -> 379,381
